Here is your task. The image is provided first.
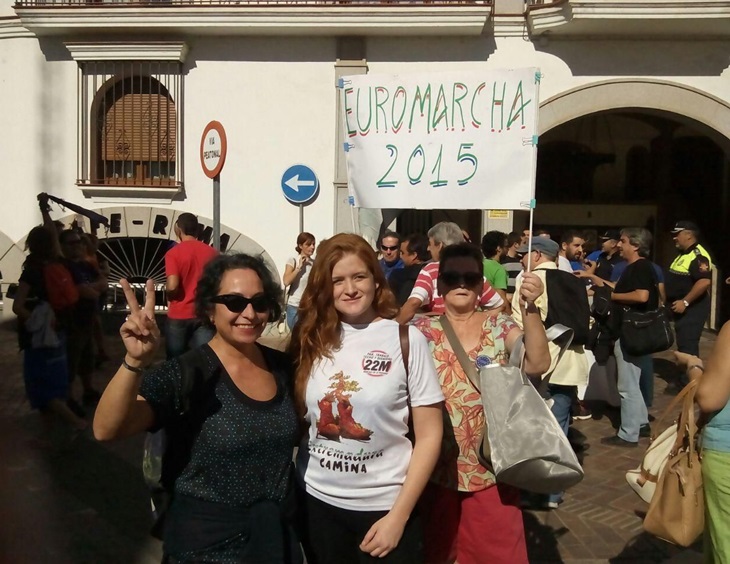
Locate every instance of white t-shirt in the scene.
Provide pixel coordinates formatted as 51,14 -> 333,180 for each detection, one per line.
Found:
557,255 -> 573,273
286,256 -> 313,307
297,319 -> 444,511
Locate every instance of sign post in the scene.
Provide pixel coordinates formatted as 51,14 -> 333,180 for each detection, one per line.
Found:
200,121 -> 228,251
280,164 -> 319,232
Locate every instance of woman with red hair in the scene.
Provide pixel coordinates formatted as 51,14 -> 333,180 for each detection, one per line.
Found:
289,233 -> 443,563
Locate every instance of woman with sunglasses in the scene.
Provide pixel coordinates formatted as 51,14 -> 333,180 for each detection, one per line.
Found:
414,243 -> 550,564
289,233 -> 444,563
93,253 -> 302,563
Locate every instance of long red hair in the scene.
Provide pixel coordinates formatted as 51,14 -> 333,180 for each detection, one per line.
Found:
288,233 -> 398,416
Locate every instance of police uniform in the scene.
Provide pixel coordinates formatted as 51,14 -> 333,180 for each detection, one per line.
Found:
594,230 -> 626,283
594,251 -> 624,282
665,242 -> 712,356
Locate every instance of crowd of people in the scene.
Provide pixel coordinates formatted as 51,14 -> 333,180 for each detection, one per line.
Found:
13,193 -> 110,432
12,198 -> 728,563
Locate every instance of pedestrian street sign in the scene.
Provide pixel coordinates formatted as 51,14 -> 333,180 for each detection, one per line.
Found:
281,164 -> 319,206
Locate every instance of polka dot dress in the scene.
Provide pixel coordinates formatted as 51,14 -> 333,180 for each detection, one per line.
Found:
139,345 -> 300,561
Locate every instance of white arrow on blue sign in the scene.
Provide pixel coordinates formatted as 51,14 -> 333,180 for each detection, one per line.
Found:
281,165 -> 319,205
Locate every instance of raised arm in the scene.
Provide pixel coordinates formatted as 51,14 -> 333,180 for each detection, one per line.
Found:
37,193 -> 62,259
93,279 -> 160,441
506,271 -> 550,378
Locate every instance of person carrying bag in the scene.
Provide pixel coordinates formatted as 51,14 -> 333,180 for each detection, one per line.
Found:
618,263 -> 674,357
441,316 -> 584,495
625,379 -> 702,505
643,380 -> 704,547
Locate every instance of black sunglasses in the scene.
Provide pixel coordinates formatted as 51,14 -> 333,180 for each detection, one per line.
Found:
439,271 -> 483,288
381,245 -> 398,251
210,294 -> 270,313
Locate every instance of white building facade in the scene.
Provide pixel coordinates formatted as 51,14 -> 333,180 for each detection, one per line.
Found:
1,0 -> 729,319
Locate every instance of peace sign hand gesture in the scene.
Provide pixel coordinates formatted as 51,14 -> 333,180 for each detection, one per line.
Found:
119,279 -> 161,365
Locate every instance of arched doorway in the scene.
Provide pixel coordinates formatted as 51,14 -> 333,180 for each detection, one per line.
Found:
535,80 -> 730,325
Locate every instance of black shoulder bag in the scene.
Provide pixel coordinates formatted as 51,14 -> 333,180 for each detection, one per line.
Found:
619,264 -> 674,356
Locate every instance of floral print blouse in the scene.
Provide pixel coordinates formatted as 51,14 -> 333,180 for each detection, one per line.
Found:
414,314 -> 517,492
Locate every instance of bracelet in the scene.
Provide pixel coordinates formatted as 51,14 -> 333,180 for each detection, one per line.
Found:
122,358 -> 147,374
688,364 -> 704,374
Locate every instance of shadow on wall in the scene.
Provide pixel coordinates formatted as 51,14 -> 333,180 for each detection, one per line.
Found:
535,39 -> 730,77
38,35 -> 497,65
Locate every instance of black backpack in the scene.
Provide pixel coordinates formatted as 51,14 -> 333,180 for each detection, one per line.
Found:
142,346 -> 221,539
544,269 -> 591,346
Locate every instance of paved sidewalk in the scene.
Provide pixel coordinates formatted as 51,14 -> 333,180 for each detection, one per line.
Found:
0,312 -> 713,563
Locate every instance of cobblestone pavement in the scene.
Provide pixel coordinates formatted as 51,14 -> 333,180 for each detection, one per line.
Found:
0,309 -> 713,563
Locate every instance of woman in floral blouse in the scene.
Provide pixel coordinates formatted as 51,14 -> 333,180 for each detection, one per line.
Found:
414,242 -> 550,564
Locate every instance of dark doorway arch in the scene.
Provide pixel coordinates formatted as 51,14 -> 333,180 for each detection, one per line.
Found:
535,103 -> 729,326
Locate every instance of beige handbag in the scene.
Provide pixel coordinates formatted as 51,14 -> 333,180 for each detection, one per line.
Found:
642,380 -> 704,547
625,381 -> 698,503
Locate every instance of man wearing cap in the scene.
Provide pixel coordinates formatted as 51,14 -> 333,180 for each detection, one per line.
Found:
578,229 -> 626,286
665,221 -> 713,360
512,237 -> 589,509
593,229 -> 625,282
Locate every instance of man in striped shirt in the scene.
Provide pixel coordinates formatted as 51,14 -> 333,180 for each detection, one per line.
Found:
396,221 -> 503,324
502,231 -> 524,302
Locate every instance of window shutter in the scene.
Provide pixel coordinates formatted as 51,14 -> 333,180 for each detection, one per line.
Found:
102,92 -> 176,162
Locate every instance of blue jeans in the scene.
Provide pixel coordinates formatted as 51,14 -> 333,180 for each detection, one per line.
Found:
637,355 -> 654,408
286,304 -> 299,332
547,384 -> 575,504
165,318 -> 215,360
614,339 -> 649,442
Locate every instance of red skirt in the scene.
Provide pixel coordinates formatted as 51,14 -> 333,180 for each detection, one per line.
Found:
421,482 -> 528,564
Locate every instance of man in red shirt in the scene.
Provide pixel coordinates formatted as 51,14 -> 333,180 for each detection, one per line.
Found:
165,213 -> 218,358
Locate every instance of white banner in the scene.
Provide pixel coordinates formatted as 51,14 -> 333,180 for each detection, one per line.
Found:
340,68 -> 540,210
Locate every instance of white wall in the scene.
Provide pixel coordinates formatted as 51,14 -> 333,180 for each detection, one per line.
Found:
0,31 -> 729,284
0,36 -> 341,278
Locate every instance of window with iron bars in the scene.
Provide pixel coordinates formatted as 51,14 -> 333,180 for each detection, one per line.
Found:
77,61 -> 182,190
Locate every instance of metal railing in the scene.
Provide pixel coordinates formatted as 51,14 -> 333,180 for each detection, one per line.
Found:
15,0 -> 489,6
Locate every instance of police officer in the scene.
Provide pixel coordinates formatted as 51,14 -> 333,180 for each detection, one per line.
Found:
592,229 -> 625,283
665,221 -> 713,361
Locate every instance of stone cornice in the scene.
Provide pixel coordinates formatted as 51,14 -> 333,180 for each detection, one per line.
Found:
15,5 -> 492,36
528,0 -> 730,37
65,41 -> 188,61
0,17 -> 33,39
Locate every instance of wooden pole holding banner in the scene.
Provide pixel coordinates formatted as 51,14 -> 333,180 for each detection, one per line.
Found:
526,70 -> 542,274
527,199 -> 536,273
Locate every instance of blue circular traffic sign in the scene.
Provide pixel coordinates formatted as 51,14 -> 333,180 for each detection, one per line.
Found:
281,165 -> 319,205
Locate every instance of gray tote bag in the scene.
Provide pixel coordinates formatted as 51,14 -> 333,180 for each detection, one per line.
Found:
441,317 -> 584,495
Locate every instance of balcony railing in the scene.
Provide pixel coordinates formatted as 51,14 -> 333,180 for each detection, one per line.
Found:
14,0 -> 489,6
527,0 -> 563,5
